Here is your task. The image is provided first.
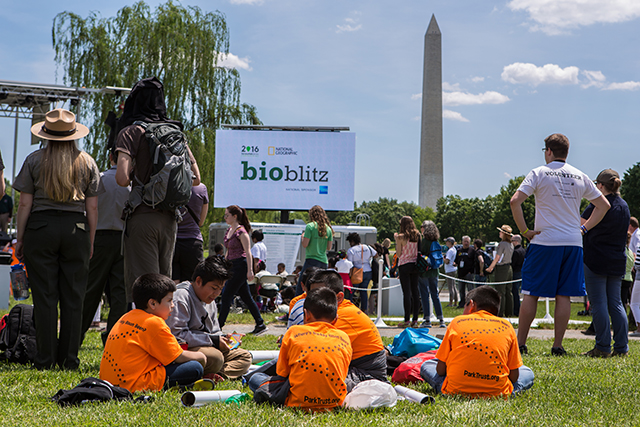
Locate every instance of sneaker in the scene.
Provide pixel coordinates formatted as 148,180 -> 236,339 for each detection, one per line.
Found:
419,321 -> 432,328
583,347 -> 611,358
629,331 -> 640,337
276,314 -> 288,322
519,345 -> 528,356
551,347 -> 567,356
411,321 -> 419,328
249,323 -> 268,335
612,350 -> 628,357
581,328 -> 596,336
397,321 -> 411,328
439,320 -> 447,328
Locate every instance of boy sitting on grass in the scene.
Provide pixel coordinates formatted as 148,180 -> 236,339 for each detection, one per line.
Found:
307,270 -> 387,390
100,273 -> 206,392
420,286 -> 534,398
166,256 -> 252,380
248,288 -> 352,411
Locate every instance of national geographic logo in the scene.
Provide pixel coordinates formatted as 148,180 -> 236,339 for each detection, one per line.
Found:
268,146 -> 298,156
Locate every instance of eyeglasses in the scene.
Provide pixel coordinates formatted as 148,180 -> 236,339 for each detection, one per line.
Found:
541,147 -> 547,152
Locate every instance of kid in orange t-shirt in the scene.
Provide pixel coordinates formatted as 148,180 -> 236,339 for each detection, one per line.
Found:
248,288 -> 352,411
100,273 -> 207,392
420,286 -> 534,398
307,270 -> 387,390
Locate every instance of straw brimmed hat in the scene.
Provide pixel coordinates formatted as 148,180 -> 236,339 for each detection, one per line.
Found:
497,225 -> 513,236
30,108 -> 89,141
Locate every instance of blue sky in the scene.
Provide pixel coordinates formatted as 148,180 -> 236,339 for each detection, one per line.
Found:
1,0 -> 639,206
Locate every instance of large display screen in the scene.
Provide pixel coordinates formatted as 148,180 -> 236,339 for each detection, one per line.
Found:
214,130 -> 355,211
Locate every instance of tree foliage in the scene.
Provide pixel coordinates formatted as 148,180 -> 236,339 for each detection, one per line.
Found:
435,176 -> 537,244
52,1 -> 260,244
622,162 -> 640,219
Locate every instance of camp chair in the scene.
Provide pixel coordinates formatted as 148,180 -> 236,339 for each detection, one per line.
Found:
257,275 -> 284,312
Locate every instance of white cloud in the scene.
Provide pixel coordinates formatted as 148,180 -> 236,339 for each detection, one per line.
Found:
230,0 -> 264,4
508,0 -> 640,35
501,62 -> 579,86
411,93 -> 422,100
443,91 -> 510,106
504,172 -> 512,179
217,53 -> 252,71
581,70 -> 606,88
442,82 -> 461,91
336,13 -> 363,33
336,23 -> 362,33
471,76 -> 485,83
443,110 -> 469,122
604,81 -> 640,91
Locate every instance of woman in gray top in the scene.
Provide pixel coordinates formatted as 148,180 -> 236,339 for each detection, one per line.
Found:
15,109 -> 102,370
486,225 -> 515,317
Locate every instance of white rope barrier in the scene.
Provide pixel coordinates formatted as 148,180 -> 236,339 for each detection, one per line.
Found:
439,272 -> 522,286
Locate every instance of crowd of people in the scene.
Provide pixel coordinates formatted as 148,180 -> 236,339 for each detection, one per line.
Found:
6,79 -> 637,410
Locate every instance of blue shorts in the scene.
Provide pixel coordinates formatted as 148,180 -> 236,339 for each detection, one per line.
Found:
521,244 -> 586,298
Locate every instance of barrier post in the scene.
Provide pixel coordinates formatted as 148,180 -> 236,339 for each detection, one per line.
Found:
542,297 -> 554,321
374,258 -> 389,328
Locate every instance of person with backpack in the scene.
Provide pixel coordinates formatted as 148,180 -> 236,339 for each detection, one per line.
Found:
486,225 -> 515,317
14,108 -> 102,370
114,77 -> 200,304
418,221 -> 446,328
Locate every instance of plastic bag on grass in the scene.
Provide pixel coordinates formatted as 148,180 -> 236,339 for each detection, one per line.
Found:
388,328 -> 441,357
343,380 -> 397,409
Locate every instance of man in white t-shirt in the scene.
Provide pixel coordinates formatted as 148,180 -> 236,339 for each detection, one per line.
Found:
443,237 -> 458,306
510,133 -> 610,356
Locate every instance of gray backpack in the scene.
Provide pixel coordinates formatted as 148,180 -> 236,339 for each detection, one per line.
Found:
127,121 -> 193,215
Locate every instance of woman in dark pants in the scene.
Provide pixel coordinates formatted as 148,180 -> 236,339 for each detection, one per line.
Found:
582,169 -> 629,357
218,205 -> 266,334
15,109 -> 101,370
395,216 -> 421,328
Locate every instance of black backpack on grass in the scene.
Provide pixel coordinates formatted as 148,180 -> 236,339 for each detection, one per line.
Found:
51,377 -> 132,407
0,304 -> 37,364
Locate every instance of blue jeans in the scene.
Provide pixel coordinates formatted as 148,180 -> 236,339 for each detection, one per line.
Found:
419,276 -> 443,321
219,258 -> 264,328
357,270 -> 373,312
296,258 -> 327,296
583,264 -> 629,353
248,372 -> 270,393
420,359 -> 534,396
164,360 -> 204,388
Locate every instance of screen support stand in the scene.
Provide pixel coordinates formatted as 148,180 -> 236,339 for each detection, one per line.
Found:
280,210 -> 290,224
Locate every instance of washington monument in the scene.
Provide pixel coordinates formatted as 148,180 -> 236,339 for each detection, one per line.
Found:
418,14 -> 443,210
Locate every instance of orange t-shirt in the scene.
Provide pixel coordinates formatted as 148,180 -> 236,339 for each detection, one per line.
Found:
100,309 -> 183,392
289,292 -> 306,313
436,310 -> 522,397
334,299 -> 384,360
277,322 -> 352,410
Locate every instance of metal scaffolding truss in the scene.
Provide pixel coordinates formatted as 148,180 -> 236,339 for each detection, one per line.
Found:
0,79 -> 130,119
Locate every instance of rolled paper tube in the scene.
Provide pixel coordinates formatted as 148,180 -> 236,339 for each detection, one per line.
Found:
181,390 -> 243,407
249,350 -> 280,363
245,364 -> 262,374
393,385 -> 434,404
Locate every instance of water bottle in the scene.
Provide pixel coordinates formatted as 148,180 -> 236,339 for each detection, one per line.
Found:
10,264 -> 29,301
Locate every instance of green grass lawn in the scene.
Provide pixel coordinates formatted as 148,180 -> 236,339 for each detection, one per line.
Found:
2,321 -> 640,426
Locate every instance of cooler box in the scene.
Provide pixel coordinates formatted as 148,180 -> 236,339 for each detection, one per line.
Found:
0,252 -> 12,309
